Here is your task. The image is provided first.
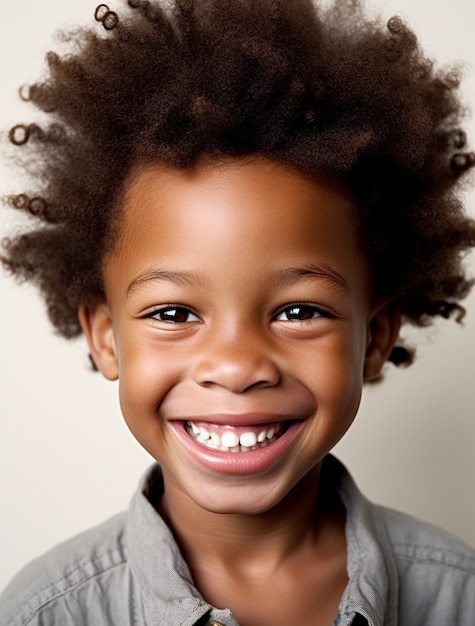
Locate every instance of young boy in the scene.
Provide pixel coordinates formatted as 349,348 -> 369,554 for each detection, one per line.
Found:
1,0 -> 475,624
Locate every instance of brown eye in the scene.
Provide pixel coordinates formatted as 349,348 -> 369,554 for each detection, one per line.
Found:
275,305 -> 322,321
150,307 -> 200,323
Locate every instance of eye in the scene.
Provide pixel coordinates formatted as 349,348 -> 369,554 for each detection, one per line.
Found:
274,304 -> 326,322
147,306 -> 200,323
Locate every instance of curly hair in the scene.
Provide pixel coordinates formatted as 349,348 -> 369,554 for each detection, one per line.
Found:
2,0 -> 475,367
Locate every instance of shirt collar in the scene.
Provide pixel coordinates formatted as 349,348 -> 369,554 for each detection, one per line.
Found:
326,455 -> 399,626
126,465 -> 237,625
126,456 -> 398,626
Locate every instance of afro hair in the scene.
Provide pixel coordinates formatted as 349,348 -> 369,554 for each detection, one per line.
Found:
2,0 -> 475,367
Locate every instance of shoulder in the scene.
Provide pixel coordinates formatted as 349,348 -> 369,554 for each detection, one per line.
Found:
329,454 -> 475,577
379,504 -> 475,573
376,504 -> 475,620
329,456 -> 475,623
0,512 -> 132,626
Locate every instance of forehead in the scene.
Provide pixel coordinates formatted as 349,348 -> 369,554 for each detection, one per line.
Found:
117,156 -> 357,240
105,157 -> 368,296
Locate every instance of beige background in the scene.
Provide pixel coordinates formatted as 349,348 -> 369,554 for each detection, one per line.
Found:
1,0 -> 474,590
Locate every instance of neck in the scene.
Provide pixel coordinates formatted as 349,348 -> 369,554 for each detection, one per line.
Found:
157,463 -> 342,579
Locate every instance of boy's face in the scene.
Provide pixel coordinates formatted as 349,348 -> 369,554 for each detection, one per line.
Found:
81,157 -> 398,515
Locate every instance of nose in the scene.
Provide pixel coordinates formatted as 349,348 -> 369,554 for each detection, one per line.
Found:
192,326 -> 281,393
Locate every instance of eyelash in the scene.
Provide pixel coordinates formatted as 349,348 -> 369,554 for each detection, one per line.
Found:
273,303 -> 333,323
143,303 -> 332,324
144,306 -> 201,324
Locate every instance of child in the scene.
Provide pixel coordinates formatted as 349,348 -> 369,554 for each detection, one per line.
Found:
1,0 -> 475,624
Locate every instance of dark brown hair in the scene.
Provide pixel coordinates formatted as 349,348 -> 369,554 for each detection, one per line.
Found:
2,0 -> 475,366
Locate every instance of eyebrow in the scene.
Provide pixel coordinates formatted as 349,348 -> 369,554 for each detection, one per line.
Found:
126,263 -> 349,297
273,264 -> 349,293
127,269 -> 201,297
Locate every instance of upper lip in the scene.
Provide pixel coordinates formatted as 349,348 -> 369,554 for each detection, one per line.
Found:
170,413 -> 305,426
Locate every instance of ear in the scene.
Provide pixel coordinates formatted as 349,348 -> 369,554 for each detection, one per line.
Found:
78,304 -> 119,380
363,305 -> 401,381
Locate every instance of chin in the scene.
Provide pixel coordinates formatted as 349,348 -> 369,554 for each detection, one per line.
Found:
186,478 -> 297,516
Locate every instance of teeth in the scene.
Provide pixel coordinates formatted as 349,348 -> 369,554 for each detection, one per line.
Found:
186,421 -> 285,452
221,431 -> 240,448
210,431 -> 221,446
240,431 -> 257,448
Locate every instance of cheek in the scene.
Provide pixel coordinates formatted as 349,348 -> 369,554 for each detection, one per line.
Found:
334,345 -> 366,433
115,343 -> 182,463
303,331 -> 365,417
115,336 -> 180,429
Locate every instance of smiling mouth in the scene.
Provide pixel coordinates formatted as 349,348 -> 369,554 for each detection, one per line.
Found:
185,420 -> 287,452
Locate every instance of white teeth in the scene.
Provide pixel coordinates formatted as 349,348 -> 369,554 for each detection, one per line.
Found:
221,431 -> 240,448
240,431 -> 257,447
200,426 -> 211,440
210,431 -> 221,446
190,422 -> 201,436
186,421 -> 285,452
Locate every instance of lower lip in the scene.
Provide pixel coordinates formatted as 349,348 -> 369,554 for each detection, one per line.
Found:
169,420 -> 305,475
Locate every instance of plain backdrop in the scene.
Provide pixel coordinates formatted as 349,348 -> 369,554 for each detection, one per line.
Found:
1,0 -> 474,591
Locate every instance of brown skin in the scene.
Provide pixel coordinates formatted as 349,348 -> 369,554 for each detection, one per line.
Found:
159,462 -> 349,625
79,157 -> 400,625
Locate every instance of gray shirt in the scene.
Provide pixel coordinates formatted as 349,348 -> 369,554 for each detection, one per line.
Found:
1,455 -> 474,625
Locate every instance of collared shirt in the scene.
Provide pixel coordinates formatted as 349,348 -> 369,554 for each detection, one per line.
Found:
1,455 -> 474,625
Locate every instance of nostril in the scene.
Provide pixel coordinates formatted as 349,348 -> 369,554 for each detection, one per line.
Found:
193,354 -> 281,393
